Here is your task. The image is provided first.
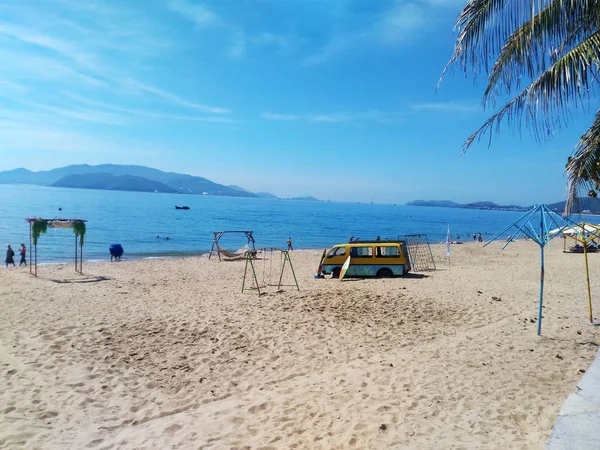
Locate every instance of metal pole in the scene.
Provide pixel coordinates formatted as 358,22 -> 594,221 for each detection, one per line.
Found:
29,222 -> 32,275
584,245 -> 594,323
75,233 -> 78,272
538,244 -> 545,335
538,210 -> 545,336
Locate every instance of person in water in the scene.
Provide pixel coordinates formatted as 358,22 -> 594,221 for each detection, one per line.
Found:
19,243 -> 26,266
6,244 -> 15,267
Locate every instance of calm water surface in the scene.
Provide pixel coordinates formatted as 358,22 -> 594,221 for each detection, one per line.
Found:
0,185 -> 590,262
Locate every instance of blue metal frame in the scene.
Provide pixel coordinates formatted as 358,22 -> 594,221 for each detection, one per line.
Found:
484,204 -> 600,335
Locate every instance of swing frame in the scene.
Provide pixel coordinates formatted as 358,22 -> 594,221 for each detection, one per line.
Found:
242,247 -> 300,295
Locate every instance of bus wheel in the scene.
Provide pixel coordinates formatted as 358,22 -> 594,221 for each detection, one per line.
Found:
377,268 -> 393,278
332,267 -> 341,278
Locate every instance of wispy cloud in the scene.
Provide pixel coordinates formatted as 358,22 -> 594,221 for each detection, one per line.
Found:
261,113 -> 299,121
308,114 -> 352,123
373,3 -> 427,45
263,110 -> 403,124
122,79 -> 232,114
228,32 -> 247,59
304,0 -> 451,65
63,92 -> 236,123
167,0 -> 218,27
410,102 -> 480,113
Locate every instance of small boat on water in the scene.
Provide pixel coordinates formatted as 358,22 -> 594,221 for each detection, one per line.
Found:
175,206 -> 190,210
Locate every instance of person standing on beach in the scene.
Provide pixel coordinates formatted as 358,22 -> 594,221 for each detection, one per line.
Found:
473,233 -> 476,241
19,244 -> 27,266
5,245 -> 15,267
287,237 -> 293,251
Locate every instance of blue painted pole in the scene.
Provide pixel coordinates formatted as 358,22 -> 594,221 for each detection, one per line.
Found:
538,209 -> 545,335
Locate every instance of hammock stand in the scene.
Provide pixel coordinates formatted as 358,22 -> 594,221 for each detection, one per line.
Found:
209,230 -> 256,261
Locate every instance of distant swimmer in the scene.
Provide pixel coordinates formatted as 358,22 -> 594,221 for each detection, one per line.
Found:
58,207 -> 62,211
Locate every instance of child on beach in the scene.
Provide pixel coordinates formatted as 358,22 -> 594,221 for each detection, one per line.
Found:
6,244 -> 15,267
19,244 -> 26,266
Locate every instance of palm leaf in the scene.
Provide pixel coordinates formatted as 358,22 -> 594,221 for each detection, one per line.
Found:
566,108 -> 600,212
464,29 -> 600,151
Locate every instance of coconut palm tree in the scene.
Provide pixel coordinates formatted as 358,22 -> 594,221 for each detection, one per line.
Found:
440,0 -> 600,211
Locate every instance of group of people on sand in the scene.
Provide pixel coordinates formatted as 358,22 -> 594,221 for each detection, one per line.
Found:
5,244 -> 26,268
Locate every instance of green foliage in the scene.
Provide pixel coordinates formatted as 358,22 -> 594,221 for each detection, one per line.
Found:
72,221 -> 86,247
441,0 -> 600,210
31,219 -> 47,246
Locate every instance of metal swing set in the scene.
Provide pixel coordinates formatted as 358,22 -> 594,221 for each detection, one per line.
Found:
242,247 -> 299,295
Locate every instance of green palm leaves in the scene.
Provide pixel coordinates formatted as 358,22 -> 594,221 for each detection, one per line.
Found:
442,0 -> 600,208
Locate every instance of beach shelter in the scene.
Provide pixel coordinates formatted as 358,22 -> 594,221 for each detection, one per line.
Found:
549,222 -> 600,325
484,204 -> 587,335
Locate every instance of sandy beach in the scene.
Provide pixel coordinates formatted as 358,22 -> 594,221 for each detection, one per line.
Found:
1,241 -> 599,449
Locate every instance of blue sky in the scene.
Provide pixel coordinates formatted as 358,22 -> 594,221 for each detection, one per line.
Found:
0,0 -> 595,204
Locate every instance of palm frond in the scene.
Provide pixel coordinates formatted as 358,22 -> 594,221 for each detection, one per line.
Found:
442,0 -> 600,84
566,108 -> 600,213
464,29 -> 600,151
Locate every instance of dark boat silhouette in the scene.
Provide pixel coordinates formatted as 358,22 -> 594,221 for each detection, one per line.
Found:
175,206 -> 190,210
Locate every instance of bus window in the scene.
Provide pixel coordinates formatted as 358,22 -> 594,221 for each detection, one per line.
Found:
376,246 -> 400,257
350,246 -> 373,258
328,247 -> 346,257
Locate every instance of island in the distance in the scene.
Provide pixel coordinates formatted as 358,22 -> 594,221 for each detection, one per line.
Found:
0,164 -> 322,201
407,199 -> 600,215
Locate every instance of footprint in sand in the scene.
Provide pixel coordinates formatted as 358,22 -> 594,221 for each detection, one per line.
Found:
164,424 -> 182,436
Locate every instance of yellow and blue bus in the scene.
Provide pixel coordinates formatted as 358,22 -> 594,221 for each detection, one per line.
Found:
321,240 -> 411,278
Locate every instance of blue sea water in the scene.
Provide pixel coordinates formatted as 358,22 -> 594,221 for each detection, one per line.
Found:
0,184 -> 593,263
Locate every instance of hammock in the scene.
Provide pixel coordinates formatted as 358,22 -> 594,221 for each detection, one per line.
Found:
217,244 -> 248,260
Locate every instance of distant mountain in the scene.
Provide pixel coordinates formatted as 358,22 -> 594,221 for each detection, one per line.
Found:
228,185 -> 250,193
168,177 -> 255,197
291,196 -> 320,202
0,164 -> 256,198
547,198 -> 600,214
406,200 -> 462,208
52,173 -> 178,193
407,199 -> 527,211
255,192 -> 279,199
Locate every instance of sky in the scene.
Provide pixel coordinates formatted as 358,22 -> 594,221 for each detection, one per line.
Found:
0,0 -> 596,204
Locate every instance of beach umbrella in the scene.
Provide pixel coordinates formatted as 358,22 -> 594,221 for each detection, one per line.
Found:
551,222 -> 600,325
484,204 -> 585,335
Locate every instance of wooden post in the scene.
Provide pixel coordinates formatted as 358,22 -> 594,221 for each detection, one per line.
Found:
75,233 -> 78,272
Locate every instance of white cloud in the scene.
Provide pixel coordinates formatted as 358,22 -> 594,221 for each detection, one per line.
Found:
305,0 -> 441,65
374,3 -> 427,45
411,102 -> 480,113
63,92 -> 236,123
228,32 -> 247,59
263,110 -> 403,123
262,113 -> 299,121
0,23 -> 93,66
308,113 -> 351,123
122,79 -> 232,114
167,0 -> 218,27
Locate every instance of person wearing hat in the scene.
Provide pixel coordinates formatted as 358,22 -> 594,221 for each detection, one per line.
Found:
19,243 -> 26,266
5,244 -> 15,267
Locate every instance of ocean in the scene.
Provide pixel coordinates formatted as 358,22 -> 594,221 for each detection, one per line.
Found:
0,184 -> 591,263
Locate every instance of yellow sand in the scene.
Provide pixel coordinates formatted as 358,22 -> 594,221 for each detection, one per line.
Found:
0,241 -> 599,449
